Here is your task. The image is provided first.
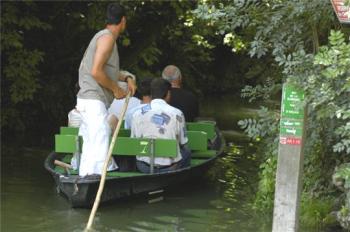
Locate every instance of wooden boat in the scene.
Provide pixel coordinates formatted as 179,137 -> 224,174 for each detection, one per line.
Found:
44,120 -> 225,208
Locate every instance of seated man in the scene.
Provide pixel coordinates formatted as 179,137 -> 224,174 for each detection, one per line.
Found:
68,82 -> 83,127
131,78 -> 191,173
162,65 -> 199,122
67,82 -> 83,170
124,77 -> 152,129
113,77 -> 152,172
67,108 -> 82,170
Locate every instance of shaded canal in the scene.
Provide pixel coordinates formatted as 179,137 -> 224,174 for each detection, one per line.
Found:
1,95 -> 331,232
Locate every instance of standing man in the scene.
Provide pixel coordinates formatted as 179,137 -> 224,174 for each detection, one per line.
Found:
162,65 -> 199,122
76,3 -> 136,176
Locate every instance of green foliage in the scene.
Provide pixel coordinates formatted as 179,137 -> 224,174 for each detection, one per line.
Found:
288,30 -> 350,156
309,31 -> 350,154
334,163 -> 350,190
241,79 -> 282,103
1,2 -> 51,131
240,31 -> 350,226
303,141 -> 335,196
253,151 -> 277,213
194,0 -> 334,58
193,0 -> 349,229
1,2 -> 51,103
300,195 -> 336,229
4,49 -> 43,103
238,106 -> 279,140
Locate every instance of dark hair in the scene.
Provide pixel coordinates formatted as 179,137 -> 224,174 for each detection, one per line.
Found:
138,77 -> 152,97
151,78 -> 171,99
106,3 -> 125,25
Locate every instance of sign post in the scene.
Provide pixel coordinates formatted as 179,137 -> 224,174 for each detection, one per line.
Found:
272,83 -> 306,232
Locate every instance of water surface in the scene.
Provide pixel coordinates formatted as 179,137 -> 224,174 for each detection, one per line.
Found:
0,97 -> 279,231
1,138 -> 265,232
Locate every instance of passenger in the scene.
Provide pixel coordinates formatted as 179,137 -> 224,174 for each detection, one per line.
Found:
107,70 -> 140,131
112,77 -> 152,172
75,3 -> 136,176
124,77 -> 152,129
67,108 -> 82,170
67,82 -> 83,170
68,82 -> 83,128
131,78 -> 191,173
162,65 -> 199,122
68,109 -> 82,128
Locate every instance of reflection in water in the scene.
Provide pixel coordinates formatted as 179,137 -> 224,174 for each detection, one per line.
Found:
1,140 -> 268,232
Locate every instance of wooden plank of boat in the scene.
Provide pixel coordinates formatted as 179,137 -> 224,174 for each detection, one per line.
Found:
44,121 -> 225,208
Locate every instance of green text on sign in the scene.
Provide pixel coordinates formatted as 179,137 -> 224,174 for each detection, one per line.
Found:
280,119 -> 303,128
281,84 -> 305,119
280,126 -> 303,137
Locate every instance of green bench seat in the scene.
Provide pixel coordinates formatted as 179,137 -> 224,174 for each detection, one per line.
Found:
60,127 -> 79,135
55,122 -> 217,175
186,122 -> 216,140
55,135 -> 177,158
187,131 -> 216,159
118,129 -> 131,137
55,136 -> 178,175
56,127 -> 216,158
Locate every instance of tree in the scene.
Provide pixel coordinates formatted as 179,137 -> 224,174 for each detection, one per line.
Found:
1,2 -> 51,132
193,0 -> 350,229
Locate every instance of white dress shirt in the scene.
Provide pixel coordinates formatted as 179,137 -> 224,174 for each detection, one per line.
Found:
131,99 -> 188,166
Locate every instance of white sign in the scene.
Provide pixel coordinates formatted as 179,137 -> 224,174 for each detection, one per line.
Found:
331,0 -> 350,24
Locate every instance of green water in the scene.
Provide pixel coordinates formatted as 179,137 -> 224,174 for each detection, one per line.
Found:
2,96 -> 335,231
1,95 -> 267,232
1,138 -> 265,232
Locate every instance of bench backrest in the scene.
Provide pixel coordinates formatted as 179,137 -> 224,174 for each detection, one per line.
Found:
60,127 -> 79,135
59,127 -> 130,137
118,129 -> 131,137
57,122 -> 215,156
187,131 -> 207,151
187,130 -> 217,158
55,135 -> 177,158
186,122 -> 215,140
55,134 -> 82,153
113,137 -> 177,157
60,122 -> 215,139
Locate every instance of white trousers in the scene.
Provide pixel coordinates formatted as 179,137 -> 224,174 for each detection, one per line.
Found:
76,98 -> 118,176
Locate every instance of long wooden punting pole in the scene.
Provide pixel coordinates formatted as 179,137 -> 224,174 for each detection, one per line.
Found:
85,92 -> 131,231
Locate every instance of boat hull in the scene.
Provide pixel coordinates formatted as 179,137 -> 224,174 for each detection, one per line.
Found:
45,128 -> 225,208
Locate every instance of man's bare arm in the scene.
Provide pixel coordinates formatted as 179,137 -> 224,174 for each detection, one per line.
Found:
91,34 -> 126,99
118,71 -> 137,95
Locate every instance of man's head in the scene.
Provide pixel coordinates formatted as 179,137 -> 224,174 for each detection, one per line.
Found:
136,77 -> 152,103
162,65 -> 182,88
151,78 -> 171,102
106,3 -> 126,32
138,77 -> 152,97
